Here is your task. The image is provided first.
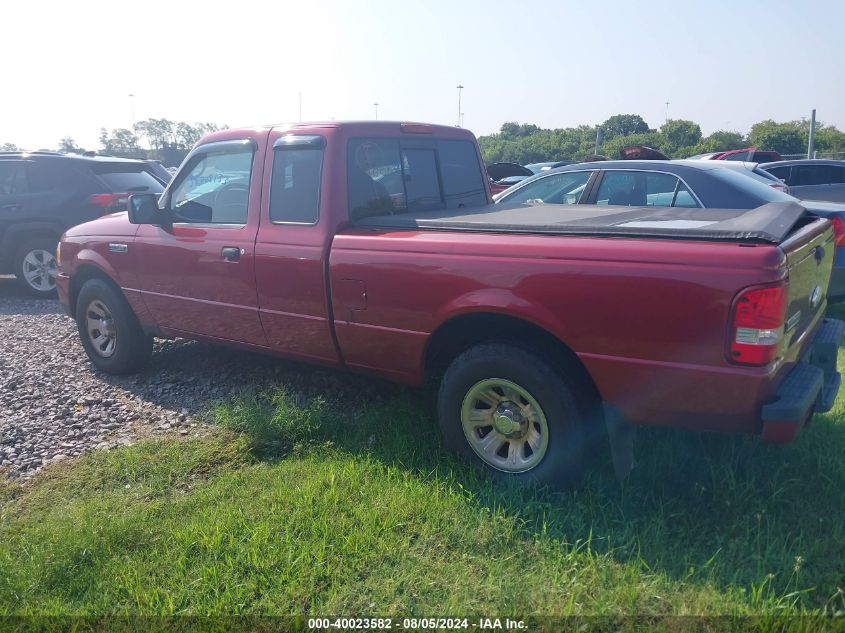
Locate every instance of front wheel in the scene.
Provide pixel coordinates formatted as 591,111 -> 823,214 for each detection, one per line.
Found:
437,343 -> 586,487
75,279 -> 153,374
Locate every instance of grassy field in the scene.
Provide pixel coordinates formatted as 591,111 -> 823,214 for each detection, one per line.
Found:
1,351 -> 844,624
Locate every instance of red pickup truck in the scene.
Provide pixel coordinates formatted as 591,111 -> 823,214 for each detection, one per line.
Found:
56,121 -> 843,486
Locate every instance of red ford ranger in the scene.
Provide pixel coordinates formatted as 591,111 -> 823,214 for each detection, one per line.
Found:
56,121 -> 843,486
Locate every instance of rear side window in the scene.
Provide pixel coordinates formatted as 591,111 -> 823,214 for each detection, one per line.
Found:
793,165 -> 837,186
347,138 -> 487,220
0,161 -> 27,195
595,171 -> 700,207
829,166 -> 845,184
765,166 -> 791,183
90,163 -> 164,193
269,137 -> 324,224
723,151 -> 751,161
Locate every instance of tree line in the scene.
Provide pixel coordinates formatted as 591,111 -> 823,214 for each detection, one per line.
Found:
1,119 -> 227,166
477,114 -> 845,165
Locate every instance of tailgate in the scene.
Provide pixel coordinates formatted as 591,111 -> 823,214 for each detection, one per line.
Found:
779,217 -> 835,356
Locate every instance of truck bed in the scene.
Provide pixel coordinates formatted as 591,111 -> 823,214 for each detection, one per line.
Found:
354,201 -> 809,244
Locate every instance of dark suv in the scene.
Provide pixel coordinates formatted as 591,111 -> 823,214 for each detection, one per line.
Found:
0,152 -> 166,296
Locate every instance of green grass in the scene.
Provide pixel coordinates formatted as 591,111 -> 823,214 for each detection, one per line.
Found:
2,356 -> 845,620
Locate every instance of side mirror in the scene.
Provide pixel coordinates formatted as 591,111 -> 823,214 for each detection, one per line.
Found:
128,193 -> 166,225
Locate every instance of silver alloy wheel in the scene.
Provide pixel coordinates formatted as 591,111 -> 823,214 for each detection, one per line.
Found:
22,249 -> 58,292
85,300 -> 117,357
460,378 -> 549,473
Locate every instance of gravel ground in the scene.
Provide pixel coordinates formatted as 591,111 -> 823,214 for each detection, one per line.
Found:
0,275 -> 403,479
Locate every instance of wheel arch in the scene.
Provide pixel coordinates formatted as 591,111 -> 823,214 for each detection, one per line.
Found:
424,311 -> 600,406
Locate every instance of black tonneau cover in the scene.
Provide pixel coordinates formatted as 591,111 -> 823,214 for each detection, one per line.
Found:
353,201 -> 808,244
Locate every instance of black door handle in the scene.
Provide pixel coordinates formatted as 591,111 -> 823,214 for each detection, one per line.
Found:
221,247 -> 242,262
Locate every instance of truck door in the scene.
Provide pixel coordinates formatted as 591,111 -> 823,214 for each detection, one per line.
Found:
253,132 -> 341,364
134,139 -> 267,346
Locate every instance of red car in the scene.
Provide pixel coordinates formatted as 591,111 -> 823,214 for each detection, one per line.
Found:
56,121 -> 842,486
695,147 -> 783,162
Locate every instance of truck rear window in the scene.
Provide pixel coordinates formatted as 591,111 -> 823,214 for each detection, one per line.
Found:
90,164 -> 165,193
348,138 -> 487,221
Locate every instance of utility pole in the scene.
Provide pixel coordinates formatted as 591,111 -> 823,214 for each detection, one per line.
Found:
808,108 -> 816,159
595,127 -> 603,155
456,84 -> 464,127
374,102 -> 379,120
128,93 -> 136,130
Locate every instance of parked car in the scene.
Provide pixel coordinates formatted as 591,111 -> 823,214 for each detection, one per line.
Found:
57,121 -> 842,486
525,160 -> 576,174
759,160 -> 845,203
144,159 -> 174,183
696,147 -> 783,162
619,145 -> 669,160
0,151 -> 166,296
487,162 -> 533,194
671,160 -> 789,193
494,160 -> 845,299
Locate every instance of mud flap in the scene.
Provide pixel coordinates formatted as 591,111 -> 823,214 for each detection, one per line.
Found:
603,402 -> 635,480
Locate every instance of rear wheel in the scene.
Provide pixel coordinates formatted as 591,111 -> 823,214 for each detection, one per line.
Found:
437,343 -> 587,487
75,279 -> 152,374
14,238 -> 59,297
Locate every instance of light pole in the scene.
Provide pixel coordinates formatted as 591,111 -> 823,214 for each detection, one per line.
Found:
374,102 -> 379,120
460,112 -> 465,127
299,92 -> 302,122
456,84 -> 464,126
128,93 -> 136,130
664,101 -> 670,123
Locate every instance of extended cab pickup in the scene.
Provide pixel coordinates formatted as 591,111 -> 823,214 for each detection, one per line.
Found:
56,121 -> 844,485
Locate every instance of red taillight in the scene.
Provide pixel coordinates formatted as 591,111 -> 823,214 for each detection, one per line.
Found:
88,193 -> 129,213
729,284 -> 788,365
769,183 -> 787,192
829,216 -> 845,247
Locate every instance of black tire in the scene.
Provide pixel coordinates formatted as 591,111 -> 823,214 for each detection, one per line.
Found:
437,343 -> 587,487
14,238 -> 59,297
75,278 -> 153,375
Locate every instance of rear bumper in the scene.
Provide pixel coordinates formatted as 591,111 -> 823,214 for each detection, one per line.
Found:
56,272 -> 73,317
760,318 -> 844,443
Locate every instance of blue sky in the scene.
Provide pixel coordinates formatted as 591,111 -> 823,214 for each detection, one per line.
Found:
3,0 -> 844,150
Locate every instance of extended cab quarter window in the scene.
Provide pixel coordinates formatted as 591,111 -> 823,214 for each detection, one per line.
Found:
270,136 -> 324,224
348,137 -> 487,221
169,144 -> 254,224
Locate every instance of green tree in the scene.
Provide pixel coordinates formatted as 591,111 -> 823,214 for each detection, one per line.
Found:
659,119 -> 702,156
1,143 -> 18,151
748,120 -> 804,155
99,127 -> 144,158
135,118 -> 175,150
601,131 -> 667,159
58,137 -> 85,154
687,130 -> 747,156
600,114 -> 650,138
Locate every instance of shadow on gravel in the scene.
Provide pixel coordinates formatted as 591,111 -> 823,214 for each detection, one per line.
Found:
0,276 -> 63,315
